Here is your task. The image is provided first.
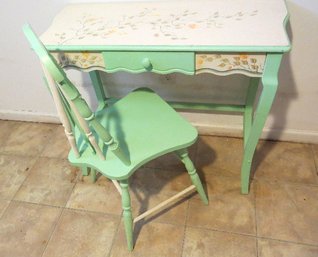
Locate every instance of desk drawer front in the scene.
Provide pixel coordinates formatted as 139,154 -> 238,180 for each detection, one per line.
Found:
196,53 -> 266,77
103,51 -> 195,75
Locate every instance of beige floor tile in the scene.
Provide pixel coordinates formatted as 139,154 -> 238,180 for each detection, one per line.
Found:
0,120 -> 21,145
144,142 -> 197,170
196,136 -> 243,177
131,167 -> 192,197
110,221 -> 184,256
187,183 -> 256,235
14,157 -> 78,207
258,239 -> 318,257
254,141 -> 318,184
0,122 -> 57,156
43,209 -> 119,257
0,199 -> 10,218
0,201 -> 61,257
41,125 -> 70,159
183,227 -> 257,257
66,178 -> 122,215
0,154 -> 37,199
195,173 -> 242,198
255,180 -> 318,245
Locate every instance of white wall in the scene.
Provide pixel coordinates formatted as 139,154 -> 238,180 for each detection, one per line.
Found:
0,0 -> 317,143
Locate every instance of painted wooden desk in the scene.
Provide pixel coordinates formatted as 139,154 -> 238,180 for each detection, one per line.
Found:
41,0 -> 291,194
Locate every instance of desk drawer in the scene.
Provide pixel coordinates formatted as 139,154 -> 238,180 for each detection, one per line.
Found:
103,51 -> 195,75
196,53 -> 266,77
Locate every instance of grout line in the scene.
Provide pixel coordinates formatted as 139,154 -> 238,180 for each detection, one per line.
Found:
180,198 -> 191,257
253,181 -> 259,257
185,224 -> 318,248
63,169 -> 82,208
187,169 -> 318,189
11,199 -> 64,209
186,224 -> 258,239
11,198 -> 122,219
106,212 -> 123,257
136,215 -> 188,228
64,205 -> 122,219
0,152 -> 42,158
10,155 -> 41,201
40,207 -> 66,257
253,177 -> 318,188
0,199 -> 11,220
256,236 -> 318,248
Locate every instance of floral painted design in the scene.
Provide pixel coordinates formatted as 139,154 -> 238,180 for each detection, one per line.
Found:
53,8 -> 259,43
51,52 -> 105,69
196,53 -> 265,75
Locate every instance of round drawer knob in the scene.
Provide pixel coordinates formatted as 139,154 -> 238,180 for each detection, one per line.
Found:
142,58 -> 152,70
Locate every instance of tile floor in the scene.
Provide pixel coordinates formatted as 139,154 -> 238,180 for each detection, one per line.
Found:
0,120 -> 318,257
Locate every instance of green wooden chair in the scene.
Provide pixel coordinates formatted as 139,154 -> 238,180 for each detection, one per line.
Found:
23,24 -> 208,251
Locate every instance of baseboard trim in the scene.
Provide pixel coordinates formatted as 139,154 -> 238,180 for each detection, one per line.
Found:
1,110 -> 318,144
195,123 -> 318,144
0,110 -> 60,123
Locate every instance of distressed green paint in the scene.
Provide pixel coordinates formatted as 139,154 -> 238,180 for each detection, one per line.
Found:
90,168 -> 97,182
120,180 -> 133,251
103,51 -> 195,75
81,166 -> 89,176
241,54 -> 282,194
25,9 -> 291,198
175,149 -> 208,205
243,78 -> 260,146
24,24 -> 130,165
68,88 -> 199,180
24,23 -> 209,251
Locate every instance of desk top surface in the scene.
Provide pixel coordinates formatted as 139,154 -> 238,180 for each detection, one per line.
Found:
41,0 -> 290,52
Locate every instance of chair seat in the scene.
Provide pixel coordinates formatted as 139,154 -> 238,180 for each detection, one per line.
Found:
68,88 -> 197,180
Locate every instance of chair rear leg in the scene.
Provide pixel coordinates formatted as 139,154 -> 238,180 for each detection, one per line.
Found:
80,166 -> 97,183
119,179 -> 134,251
90,168 -> 97,182
175,149 -> 208,205
80,166 -> 89,176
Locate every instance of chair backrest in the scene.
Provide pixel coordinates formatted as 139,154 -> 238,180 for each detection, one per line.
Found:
23,24 -> 130,165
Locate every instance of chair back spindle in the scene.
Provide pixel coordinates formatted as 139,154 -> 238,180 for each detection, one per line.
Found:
23,24 -> 130,165
42,65 -> 80,157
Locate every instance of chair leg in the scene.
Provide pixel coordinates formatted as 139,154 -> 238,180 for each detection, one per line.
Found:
90,168 -> 97,183
175,149 -> 208,205
119,180 -> 134,251
81,166 -> 89,176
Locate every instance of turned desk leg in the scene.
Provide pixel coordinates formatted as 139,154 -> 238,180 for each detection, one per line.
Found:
241,54 -> 282,194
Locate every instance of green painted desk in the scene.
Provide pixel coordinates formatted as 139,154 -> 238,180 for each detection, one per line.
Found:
40,0 -> 291,194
